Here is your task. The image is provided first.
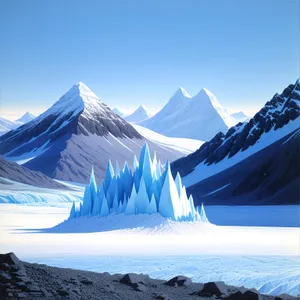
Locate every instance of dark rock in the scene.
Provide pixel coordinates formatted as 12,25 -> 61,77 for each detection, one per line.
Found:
275,294 -> 296,300
132,282 -> 147,292
223,290 -> 259,300
0,263 -> 10,271
0,286 -> 7,299
165,275 -> 192,287
57,288 -> 69,296
0,271 -> 12,282
0,252 -> 20,265
155,293 -> 170,300
72,287 -> 80,295
80,278 -> 93,285
15,281 -> 27,290
17,292 -> 27,298
27,285 -> 40,292
120,273 -> 148,286
194,281 -> 228,297
11,269 -> 27,277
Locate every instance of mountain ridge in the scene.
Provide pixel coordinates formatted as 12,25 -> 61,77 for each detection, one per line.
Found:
140,87 -> 237,141
0,82 -> 185,183
171,79 -> 300,205
125,105 -> 152,123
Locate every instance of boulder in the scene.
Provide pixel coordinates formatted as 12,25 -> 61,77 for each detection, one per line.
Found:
223,290 -> 259,300
0,253 -> 20,265
194,281 -> 228,297
165,275 -> 192,287
132,282 -> 147,292
120,273 -> 148,286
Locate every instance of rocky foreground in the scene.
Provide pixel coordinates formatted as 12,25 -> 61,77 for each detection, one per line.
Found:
0,253 -> 297,300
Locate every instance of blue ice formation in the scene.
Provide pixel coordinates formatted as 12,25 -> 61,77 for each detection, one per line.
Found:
69,143 -> 209,222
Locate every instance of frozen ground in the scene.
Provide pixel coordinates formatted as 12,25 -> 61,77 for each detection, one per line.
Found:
0,204 -> 299,296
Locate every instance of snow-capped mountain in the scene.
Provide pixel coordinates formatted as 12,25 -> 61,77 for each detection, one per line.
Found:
0,117 -> 23,136
15,111 -> 36,123
124,105 -> 152,123
0,112 -> 36,136
171,79 -> 300,205
112,108 -> 124,117
0,82 -> 185,183
231,111 -> 251,123
140,87 -> 237,141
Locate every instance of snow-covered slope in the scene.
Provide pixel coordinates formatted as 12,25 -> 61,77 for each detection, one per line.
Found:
140,87 -> 237,141
112,108 -> 124,117
125,105 -> 152,123
15,111 -> 36,123
133,124 -> 203,154
0,83 -> 186,183
231,111 -> 251,123
0,155 -> 70,190
171,79 -> 300,205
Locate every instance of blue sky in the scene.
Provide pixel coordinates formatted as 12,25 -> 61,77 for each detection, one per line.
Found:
0,0 -> 299,119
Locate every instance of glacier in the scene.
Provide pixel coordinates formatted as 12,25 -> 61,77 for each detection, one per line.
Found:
69,143 -> 208,222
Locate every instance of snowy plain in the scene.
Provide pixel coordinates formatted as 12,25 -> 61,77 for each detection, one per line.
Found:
0,204 -> 299,296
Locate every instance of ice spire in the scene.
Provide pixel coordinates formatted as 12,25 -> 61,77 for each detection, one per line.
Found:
69,202 -> 76,219
103,160 -> 114,194
99,194 -> 109,216
69,144 -> 209,223
200,203 -> 209,223
159,162 -> 180,220
133,155 -> 139,170
175,172 -> 182,197
115,161 -> 121,178
146,194 -> 157,214
125,187 -> 137,215
89,166 -> 97,190
92,186 -> 104,215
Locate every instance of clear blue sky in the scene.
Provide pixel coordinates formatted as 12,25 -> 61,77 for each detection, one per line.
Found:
0,0 -> 299,119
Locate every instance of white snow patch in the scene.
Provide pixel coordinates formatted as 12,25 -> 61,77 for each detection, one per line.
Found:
133,124 -> 204,154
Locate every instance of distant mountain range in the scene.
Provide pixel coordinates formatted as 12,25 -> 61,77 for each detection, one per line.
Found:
171,79 -> 300,205
139,87 -> 238,141
0,82 -> 185,183
230,111 -> 251,123
124,105 -> 152,123
0,112 -> 36,136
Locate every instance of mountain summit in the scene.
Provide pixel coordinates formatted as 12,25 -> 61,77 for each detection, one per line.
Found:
0,83 -> 184,183
172,79 -> 300,205
125,105 -> 152,123
15,112 -> 36,123
140,87 -> 236,141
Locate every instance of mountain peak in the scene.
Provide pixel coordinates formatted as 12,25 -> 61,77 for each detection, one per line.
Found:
125,105 -> 152,123
174,86 -> 191,98
15,111 -> 36,123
